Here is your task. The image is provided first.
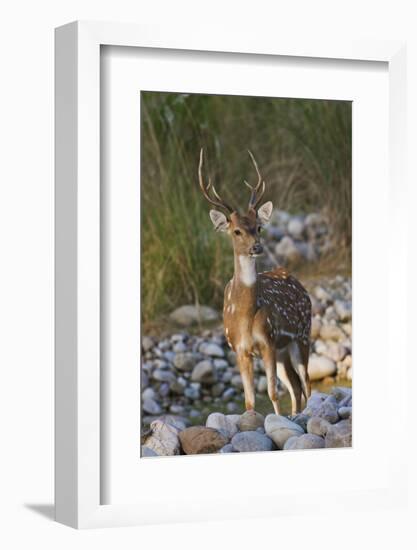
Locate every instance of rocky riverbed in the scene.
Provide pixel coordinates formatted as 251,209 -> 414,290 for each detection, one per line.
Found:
141,386 -> 352,456
141,274 -> 352,428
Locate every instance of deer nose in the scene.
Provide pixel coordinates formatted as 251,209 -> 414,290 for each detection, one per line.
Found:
250,243 -> 263,256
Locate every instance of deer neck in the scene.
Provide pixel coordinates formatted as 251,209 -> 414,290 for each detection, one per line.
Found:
231,254 -> 258,316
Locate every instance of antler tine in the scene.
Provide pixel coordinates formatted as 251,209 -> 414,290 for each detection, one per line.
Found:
198,148 -> 233,213
247,150 -> 266,209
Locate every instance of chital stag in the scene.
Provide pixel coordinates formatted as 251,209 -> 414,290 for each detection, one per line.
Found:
198,149 -> 312,416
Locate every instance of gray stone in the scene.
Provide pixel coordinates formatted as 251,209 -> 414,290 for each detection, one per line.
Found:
206,412 -> 240,439
170,305 -> 219,326
141,446 -> 159,457
142,387 -> 156,401
158,414 -> 188,431
199,342 -> 225,358
184,385 -> 200,400
313,286 -> 332,303
214,359 -> 228,369
324,341 -> 347,362
158,382 -> 170,398
169,377 -> 187,395
173,352 -> 196,372
220,444 -> 236,453
191,360 -> 217,384
173,341 -> 187,353
264,414 -> 304,449
338,406 -> 352,419
142,335 -> 155,352
287,217 -> 305,239
331,386 -> 352,402
231,431 -> 274,453
211,382 -> 225,397
231,374 -> 243,389
284,433 -> 325,450
334,300 -> 352,322
311,317 -> 322,339
304,394 -> 339,424
143,419 -> 181,456
308,355 -> 337,381
142,397 -> 162,415
238,410 -> 265,432
152,369 -> 176,383
227,402 -> 239,413
307,416 -> 332,437
275,236 -> 302,264
291,413 -> 310,432
325,419 -> 352,448
222,387 -> 236,401
320,323 -> 345,341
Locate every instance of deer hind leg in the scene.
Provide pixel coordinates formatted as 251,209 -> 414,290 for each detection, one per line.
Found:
276,348 -> 303,415
237,351 -> 255,412
259,344 -> 280,415
289,340 -> 311,405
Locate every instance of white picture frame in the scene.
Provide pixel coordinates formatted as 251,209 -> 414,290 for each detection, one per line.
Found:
55,21 -> 407,529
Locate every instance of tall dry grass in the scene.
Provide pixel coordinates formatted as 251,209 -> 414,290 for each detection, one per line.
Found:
141,92 -> 351,324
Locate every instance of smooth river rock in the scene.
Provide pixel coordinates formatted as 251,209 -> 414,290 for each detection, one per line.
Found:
307,416 -> 332,437
231,431 -> 274,453
143,419 -> 181,456
264,414 -> 304,449
303,394 -> 339,424
238,410 -> 265,432
179,426 -> 228,454
191,360 -> 218,384
308,355 -> 337,381
169,305 -> 219,326
325,419 -> 352,448
283,433 -> 325,450
206,412 -> 240,439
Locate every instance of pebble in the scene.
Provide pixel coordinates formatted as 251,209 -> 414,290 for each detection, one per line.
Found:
191,360 -> 218,384
308,355 -> 337,381
220,444 -> 236,453
283,433 -> 325,450
303,394 -> 339,424
170,304 -> 219,326
142,336 -> 155,352
173,352 -> 196,372
231,431 -> 274,453
199,342 -> 225,358
307,416 -> 332,437
144,419 -> 181,456
179,426 -> 228,454
325,419 -> 352,448
206,412 -> 240,439
142,397 -> 162,415
338,406 -> 352,419
238,410 -> 265,432
152,369 -> 176,383
264,414 -> 305,449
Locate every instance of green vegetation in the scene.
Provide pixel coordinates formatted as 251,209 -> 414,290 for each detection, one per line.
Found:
141,92 -> 351,324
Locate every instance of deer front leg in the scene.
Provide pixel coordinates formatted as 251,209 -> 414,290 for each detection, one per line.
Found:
237,350 -> 255,411
259,344 -> 280,415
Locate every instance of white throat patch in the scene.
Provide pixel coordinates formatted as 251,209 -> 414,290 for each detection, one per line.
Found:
238,255 -> 256,287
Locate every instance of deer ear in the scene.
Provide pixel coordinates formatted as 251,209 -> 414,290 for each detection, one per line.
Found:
257,201 -> 273,224
209,209 -> 229,232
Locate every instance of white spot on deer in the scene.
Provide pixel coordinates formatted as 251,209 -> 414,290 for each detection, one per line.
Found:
230,304 -> 235,314
238,255 -> 256,287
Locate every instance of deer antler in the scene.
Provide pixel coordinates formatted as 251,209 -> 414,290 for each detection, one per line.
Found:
198,148 -> 234,213
245,150 -> 266,210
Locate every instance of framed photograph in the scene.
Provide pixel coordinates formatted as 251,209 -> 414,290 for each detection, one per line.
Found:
55,21 -> 407,528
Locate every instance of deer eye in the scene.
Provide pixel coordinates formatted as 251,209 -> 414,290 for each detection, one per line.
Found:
234,229 -> 242,236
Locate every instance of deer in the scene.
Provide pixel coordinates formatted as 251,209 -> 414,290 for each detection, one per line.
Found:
198,149 -> 312,417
